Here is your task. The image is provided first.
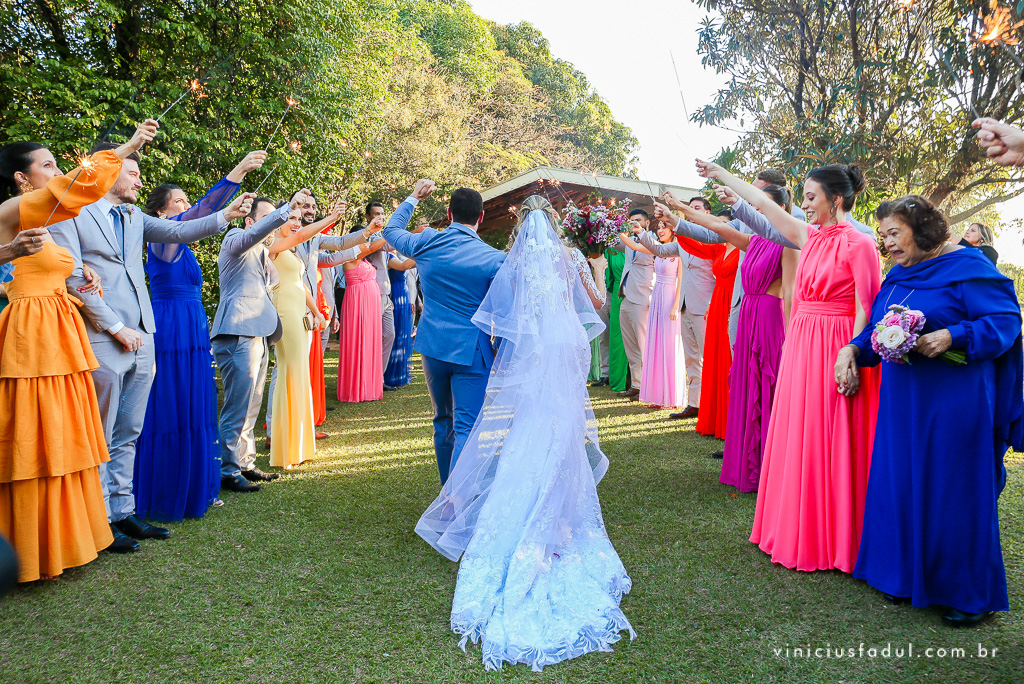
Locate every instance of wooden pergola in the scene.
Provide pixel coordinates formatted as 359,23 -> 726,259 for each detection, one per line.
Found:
477,166 -> 702,246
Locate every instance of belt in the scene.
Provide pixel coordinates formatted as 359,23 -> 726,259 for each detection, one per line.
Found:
795,300 -> 854,316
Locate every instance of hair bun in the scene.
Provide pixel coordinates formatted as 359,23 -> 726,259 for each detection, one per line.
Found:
844,164 -> 866,195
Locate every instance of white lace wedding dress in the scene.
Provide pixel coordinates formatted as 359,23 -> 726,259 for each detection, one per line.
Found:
415,204 -> 634,672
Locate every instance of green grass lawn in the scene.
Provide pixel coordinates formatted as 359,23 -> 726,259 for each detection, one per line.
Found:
1,351 -> 1021,683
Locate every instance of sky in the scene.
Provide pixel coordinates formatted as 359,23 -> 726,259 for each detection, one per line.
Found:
468,0 -> 1024,266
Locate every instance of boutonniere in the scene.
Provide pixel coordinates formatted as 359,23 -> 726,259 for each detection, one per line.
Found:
121,205 -> 136,218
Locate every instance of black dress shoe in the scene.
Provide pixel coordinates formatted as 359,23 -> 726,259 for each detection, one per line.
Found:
242,467 -> 280,482
669,406 -> 699,419
588,377 -> 609,387
383,384 -> 398,391
327,406 -> 337,411
114,515 -> 171,540
942,608 -> 993,627
106,525 -> 140,554
221,474 -> 262,493
617,388 -> 640,398
710,451 -> 724,459
881,592 -> 910,604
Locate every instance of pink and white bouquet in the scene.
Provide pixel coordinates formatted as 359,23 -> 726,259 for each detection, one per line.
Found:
870,304 -> 966,365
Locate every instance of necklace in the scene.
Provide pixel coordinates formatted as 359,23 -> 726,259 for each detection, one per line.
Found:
884,286 -> 916,309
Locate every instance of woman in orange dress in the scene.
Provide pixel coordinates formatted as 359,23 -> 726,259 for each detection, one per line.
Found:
310,269 -> 329,426
0,122 -> 154,581
674,236 -> 739,440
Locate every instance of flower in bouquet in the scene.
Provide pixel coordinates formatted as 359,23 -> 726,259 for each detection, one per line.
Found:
870,304 -> 966,365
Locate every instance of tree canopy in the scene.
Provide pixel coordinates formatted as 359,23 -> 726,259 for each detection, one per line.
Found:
694,0 -> 1024,225
2,0 -> 636,308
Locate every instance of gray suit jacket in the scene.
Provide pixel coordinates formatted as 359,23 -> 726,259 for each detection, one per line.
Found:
637,228 -> 716,316
609,235 -> 655,306
50,201 -> 224,341
210,204 -> 293,339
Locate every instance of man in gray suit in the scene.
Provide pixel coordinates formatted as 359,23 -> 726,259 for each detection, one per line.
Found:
263,192 -> 365,445
211,193 -> 314,492
609,208 -> 656,398
49,137 -> 254,553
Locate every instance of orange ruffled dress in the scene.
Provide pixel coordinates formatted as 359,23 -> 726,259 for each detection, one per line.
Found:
676,236 -> 740,440
0,152 -> 121,582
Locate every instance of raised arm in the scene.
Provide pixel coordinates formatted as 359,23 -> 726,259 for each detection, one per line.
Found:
722,190 -> 799,250
695,159 -> 810,248
617,231 -> 653,255
382,180 -> 436,257
143,192 -> 253,244
222,202 -> 293,256
387,254 -> 417,271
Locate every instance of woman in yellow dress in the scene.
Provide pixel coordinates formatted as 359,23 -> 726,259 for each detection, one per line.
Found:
0,120 -> 156,581
264,202 -> 345,469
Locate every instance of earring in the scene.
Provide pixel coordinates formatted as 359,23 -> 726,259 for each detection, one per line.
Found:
18,180 -> 33,194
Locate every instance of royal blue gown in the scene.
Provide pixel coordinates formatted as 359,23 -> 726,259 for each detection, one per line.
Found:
850,248 -> 1023,614
134,176 -> 238,520
384,262 -> 413,387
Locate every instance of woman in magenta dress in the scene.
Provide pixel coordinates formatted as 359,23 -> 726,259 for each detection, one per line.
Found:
617,223 -> 684,408
338,228 -> 384,403
661,185 -> 798,492
699,160 -> 882,573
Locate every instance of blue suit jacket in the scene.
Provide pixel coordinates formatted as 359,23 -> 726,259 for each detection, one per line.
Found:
383,200 -> 506,366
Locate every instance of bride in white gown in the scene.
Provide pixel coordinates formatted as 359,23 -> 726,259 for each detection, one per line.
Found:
416,195 -> 635,672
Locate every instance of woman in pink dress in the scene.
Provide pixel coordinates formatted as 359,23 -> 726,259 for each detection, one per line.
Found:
697,160 -> 881,573
618,223 -> 684,408
338,226 -> 384,403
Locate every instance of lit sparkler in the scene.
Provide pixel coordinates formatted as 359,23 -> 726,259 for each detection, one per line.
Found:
265,97 -> 298,153
156,79 -> 204,122
38,155 -> 97,228
973,1 -> 1024,69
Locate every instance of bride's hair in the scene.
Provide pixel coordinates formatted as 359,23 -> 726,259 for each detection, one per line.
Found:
505,195 -> 565,251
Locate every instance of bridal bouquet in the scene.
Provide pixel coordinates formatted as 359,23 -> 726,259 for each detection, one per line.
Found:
870,304 -> 966,365
561,196 -> 632,253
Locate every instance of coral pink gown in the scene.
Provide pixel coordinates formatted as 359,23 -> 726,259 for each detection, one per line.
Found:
337,259 -> 383,402
750,222 -> 882,572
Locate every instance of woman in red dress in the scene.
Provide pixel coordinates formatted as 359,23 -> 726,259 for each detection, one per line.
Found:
674,236 -> 739,440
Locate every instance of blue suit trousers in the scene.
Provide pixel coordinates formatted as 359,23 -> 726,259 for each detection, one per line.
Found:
421,347 -> 491,485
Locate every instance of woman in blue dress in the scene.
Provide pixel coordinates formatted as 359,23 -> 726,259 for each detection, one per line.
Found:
834,196 -> 1023,627
133,151 -> 265,521
384,251 -> 416,388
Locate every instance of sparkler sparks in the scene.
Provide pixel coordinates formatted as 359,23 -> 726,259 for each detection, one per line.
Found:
975,0 -> 1024,45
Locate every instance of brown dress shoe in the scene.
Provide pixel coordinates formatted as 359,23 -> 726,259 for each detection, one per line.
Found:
669,405 -> 699,419
264,437 -> 271,448
617,387 -> 640,398
315,432 -> 329,440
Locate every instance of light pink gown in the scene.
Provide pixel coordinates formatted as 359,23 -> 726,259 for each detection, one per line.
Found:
750,222 -> 881,572
639,256 -> 685,407
337,260 -> 383,402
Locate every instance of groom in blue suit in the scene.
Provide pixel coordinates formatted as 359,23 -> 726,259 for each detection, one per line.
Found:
382,180 -> 505,484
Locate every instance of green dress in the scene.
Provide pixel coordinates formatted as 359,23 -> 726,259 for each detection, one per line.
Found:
605,249 -> 629,391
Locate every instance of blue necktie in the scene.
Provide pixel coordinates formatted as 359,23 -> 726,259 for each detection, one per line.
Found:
110,208 -> 124,254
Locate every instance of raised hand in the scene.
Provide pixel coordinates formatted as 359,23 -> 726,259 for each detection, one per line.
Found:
973,118 -> 1024,167
412,179 -> 436,200
653,201 -> 676,223
713,184 -> 740,206
695,159 -> 724,180
661,190 -> 686,211
125,119 -> 159,154
330,199 -> 347,219
290,188 -> 313,210
228,151 -> 268,182
224,192 -> 256,220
